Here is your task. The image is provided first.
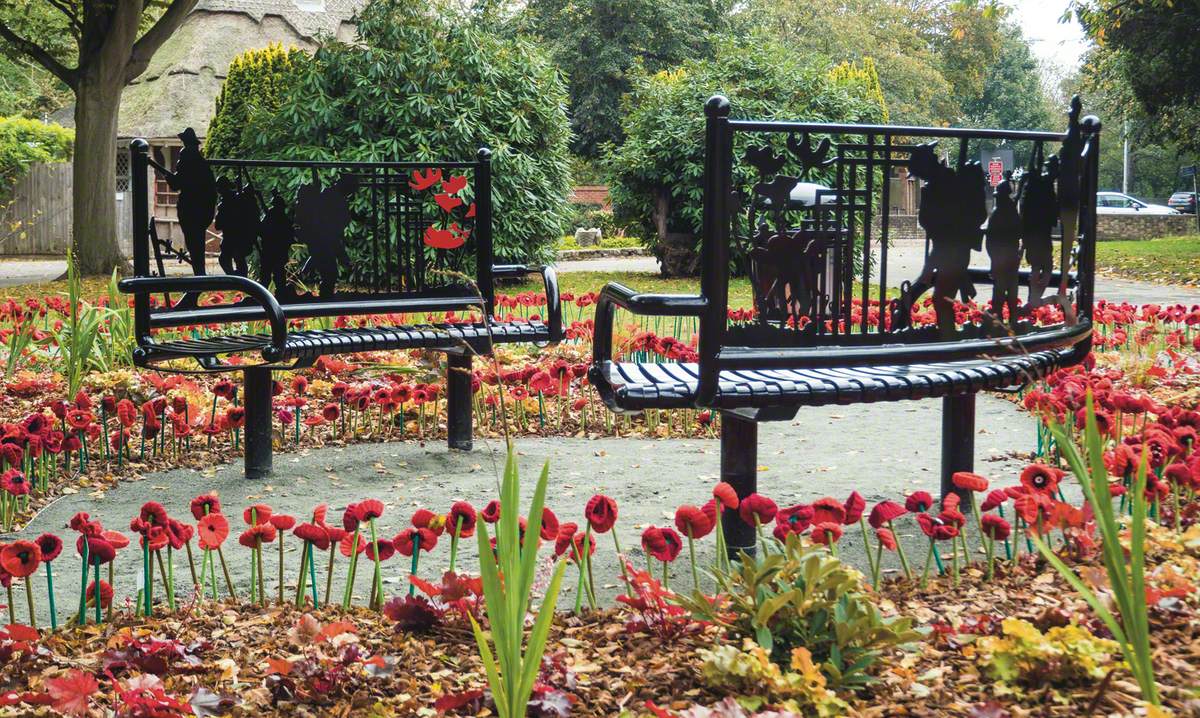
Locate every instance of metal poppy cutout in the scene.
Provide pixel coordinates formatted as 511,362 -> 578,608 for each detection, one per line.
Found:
786,132 -> 834,177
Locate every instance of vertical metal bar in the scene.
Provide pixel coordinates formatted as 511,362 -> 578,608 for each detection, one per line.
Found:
861,134 -> 874,335
832,145 -> 844,338
446,352 -> 473,450
1077,118 -> 1101,324
696,96 -> 731,407
879,135 -> 892,327
130,139 -> 151,342
476,148 -> 495,316
845,147 -> 856,332
372,166 -> 380,292
941,393 -> 975,506
720,412 -> 758,558
243,367 -> 273,479
384,168 -> 393,293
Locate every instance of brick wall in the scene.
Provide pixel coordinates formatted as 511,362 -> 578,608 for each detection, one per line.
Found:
568,185 -> 611,210
1096,214 -> 1196,241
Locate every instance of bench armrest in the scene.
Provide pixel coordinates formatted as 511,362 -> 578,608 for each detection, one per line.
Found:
591,282 -> 707,366
492,264 -> 562,343
118,275 -> 289,362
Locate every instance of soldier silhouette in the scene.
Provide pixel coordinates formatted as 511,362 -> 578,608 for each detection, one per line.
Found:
900,143 -> 987,337
1018,143 -> 1059,312
985,173 -> 1022,327
258,192 -> 295,297
161,128 -> 217,308
295,173 -> 358,298
213,177 -> 260,277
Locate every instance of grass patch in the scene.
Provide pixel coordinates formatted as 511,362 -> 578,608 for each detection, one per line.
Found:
556,235 -> 645,251
1096,235 -> 1200,286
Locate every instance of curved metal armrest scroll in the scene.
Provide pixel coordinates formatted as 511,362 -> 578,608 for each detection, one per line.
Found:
117,275 -> 289,361
490,264 -> 563,343
591,282 -> 707,366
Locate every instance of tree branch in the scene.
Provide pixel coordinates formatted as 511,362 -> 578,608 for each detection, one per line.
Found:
125,0 -> 199,83
0,17 -> 77,88
44,0 -> 83,37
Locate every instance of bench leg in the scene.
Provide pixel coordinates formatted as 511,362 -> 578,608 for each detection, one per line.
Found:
720,412 -> 758,559
446,353 -> 473,451
243,367 -> 273,479
941,393 -> 975,508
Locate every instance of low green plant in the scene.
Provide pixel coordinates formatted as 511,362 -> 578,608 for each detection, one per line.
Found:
46,247 -> 103,396
975,617 -> 1122,688
96,268 -> 135,371
678,532 -> 921,690
1033,393 -> 1159,705
2,314 -> 34,380
469,445 -> 568,718
698,638 -> 847,716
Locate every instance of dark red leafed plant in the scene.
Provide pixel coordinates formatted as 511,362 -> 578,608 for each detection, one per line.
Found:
616,560 -> 706,641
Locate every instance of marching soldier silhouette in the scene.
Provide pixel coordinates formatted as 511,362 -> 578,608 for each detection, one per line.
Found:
213,177 -> 261,278
1018,144 -> 1059,313
985,174 -> 1022,328
901,142 -> 987,337
295,173 -> 358,298
258,192 -> 295,298
158,128 -> 217,308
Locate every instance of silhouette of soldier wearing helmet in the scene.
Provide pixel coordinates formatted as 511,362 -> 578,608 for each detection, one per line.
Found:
166,128 -> 217,277
258,192 -> 295,298
213,177 -> 261,278
986,173 -> 1022,328
295,172 -> 358,298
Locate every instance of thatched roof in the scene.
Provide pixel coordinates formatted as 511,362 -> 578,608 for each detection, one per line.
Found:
56,0 -> 363,140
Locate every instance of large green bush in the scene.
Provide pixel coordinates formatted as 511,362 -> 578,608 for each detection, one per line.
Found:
227,0 -> 572,265
0,116 -> 73,192
604,40 -> 886,274
205,44 -> 308,159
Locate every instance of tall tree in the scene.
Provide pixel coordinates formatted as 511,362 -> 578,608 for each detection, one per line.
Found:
0,0 -> 197,273
958,22 -> 1053,130
517,0 -> 730,158
1074,0 -> 1200,154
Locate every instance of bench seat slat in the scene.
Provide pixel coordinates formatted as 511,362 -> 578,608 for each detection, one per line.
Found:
140,321 -> 549,366
591,349 -> 1070,415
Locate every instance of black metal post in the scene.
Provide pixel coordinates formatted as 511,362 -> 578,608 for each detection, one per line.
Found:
446,352 -> 473,451
129,140 -> 151,343
941,393 -> 975,507
720,412 -> 758,559
242,367 -> 273,479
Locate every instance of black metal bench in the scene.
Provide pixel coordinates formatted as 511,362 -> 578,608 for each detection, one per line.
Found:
590,96 -> 1100,556
120,137 -> 560,478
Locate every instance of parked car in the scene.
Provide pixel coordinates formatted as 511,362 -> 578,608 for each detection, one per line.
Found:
1096,191 -> 1179,215
1168,191 -> 1197,214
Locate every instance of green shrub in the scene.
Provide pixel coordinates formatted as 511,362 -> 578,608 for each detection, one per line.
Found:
604,41 -> 886,274
231,0 -> 572,265
206,44 -> 308,159
0,116 -> 73,191
678,532 -> 921,691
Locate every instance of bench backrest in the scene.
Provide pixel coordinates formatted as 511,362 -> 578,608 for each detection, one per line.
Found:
129,140 -> 496,325
693,96 -> 1100,401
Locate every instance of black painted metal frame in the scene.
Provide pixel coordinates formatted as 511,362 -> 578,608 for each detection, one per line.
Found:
120,139 -> 562,478
589,96 -> 1101,556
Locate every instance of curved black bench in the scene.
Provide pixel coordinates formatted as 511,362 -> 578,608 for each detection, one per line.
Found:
590,96 -> 1100,556
120,139 -> 560,478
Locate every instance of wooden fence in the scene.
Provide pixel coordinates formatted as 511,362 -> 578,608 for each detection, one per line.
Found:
1,162 -> 132,257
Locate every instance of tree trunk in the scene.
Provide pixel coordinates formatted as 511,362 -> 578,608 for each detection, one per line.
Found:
72,74 -> 129,276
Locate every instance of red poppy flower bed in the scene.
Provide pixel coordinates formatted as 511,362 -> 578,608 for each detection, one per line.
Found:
0,524 -> 1195,716
2,284 -> 1197,533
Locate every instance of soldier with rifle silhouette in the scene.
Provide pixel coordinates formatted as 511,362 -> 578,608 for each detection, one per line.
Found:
151,128 -> 216,309
213,176 -> 260,278
258,191 -> 296,298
